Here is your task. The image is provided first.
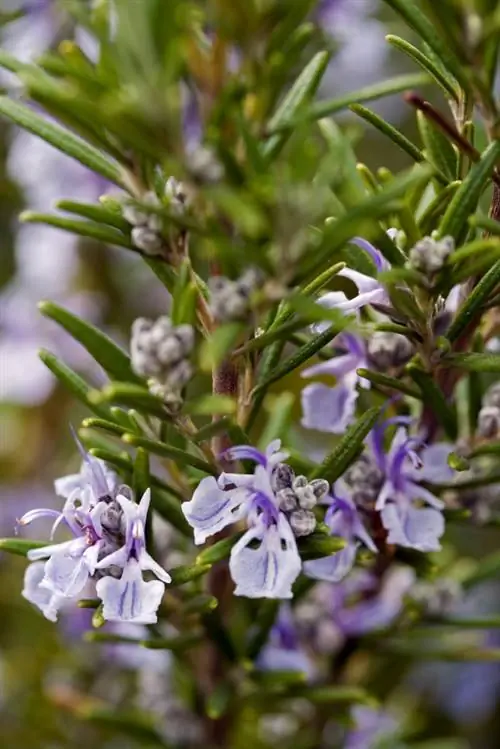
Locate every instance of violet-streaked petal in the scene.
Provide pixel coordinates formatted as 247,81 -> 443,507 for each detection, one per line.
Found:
22,562 -> 64,622
304,542 -> 357,583
302,352 -> 361,380
223,445 -> 267,465
27,538 -> 77,561
374,479 -> 395,511
301,377 -> 359,434
381,503 -> 445,552
350,237 -> 388,272
405,442 -> 454,484
96,560 -> 165,624
138,548 -> 171,583
95,545 -> 129,570
265,439 -> 289,466
229,515 -> 301,599
311,291 -> 351,334
182,476 -> 249,544
257,644 -> 312,677
17,508 -> 61,526
404,480 -> 445,510
41,541 -> 91,598
218,472 -> 255,490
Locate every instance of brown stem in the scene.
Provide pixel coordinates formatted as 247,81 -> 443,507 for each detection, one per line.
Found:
405,93 -> 500,188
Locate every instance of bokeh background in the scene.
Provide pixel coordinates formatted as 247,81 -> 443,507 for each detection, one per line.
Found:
1,2 -> 500,748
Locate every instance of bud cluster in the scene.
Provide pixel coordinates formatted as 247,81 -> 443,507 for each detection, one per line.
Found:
477,382 -> 500,438
272,464 -> 329,537
407,235 -> 454,275
343,453 -> 384,509
410,578 -> 463,617
208,268 -> 263,322
367,331 -> 414,371
131,316 -> 194,406
122,191 -> 165,255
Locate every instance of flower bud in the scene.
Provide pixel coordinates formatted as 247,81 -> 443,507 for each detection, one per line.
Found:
289,509 -> 316,537
407,235 -> 454,274
477,405 -> 500,438
131,226 -> 164,255
483,382 -> 500,410
277,488 -> 298,512
367,331 -> 414,370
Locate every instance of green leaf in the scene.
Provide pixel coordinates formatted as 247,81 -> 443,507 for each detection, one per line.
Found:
0,97 -> 125,187
39,301 -> 140,383
263,50 -> 330,159
438,140 -> 500,242
471,215 -> 500,235
470,441 -> 500,458
349,103 -> 427,170
288,686 -> 375,705
39,349 -> 111,419
462,550 -> 500,590
258,392 -> 295,449
356,368 -> 422,399
444,352 -> 500,372
311,407 -> 381,482
57,200 -> 130,231
140,633 -> 203,651
298,534 -> 347,560
301,166 -> 432,279
268,73 -> 431,133
0,539 -> 47,557
133,448 -> 150,501
91,382 -> 167,417
169,564 -> 212,585
183,394 -> 237,416
418,181 -> 461,235
381,0 -> 469,89
252,323 -> 344,395
150,487 -> 190,536
446,258 -> 500,343
417,110 -> 457,182
386,34 -> 459,100
205,684 -> 232,720
199,323 -> 244,372
195,534 -> 244,566
21,211 -> 133,249
246,601 -> 280,659
122,434 -> 217,476
81,418 -> 127,438
408,366 -> 458,439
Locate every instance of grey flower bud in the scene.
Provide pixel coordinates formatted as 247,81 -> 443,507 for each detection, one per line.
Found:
277,488 -> 298,512
483,382 -> 500,410
165,176 -> 189,215
367,331 -> 414,370
411,578 -> 462,617
272,463 -> 295,492
289,509 -> 316,537
292,475 -> 308,490
294,484 -> 317,510
131,226 -> 163,255
186,145 -> 223,183
122,203 -> 150,226
344,453 -> 384,507
478,405 -> 500,438
408,235 -> 454,274
99,500 -> 124,534
309,479 -> 330,501
165,359 -> 193,389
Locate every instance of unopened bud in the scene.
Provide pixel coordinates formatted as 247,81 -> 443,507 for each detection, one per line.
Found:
483,382 -> 500,410
477,405 -> 500,438
277,488 -> 298,512
367,331 -> 414,370
407,235 -> 454,274
289,509 -> 316,537
131,226 -> 163,255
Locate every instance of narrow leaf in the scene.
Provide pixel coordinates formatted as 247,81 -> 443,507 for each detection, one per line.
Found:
122,434 -> 217,476
39,301 -> 140,382
356,368 -> 422,399
386,34 -> 459,100
0,539 -> 47,557
438,140 -> 500,242
21,211 -> 133,249
408,366 -> 458,439
263,51 -> 330,159
0,97 -> 125,187
444,352 -> 500,372
57,200 -> 130,231
446,258 -> 500,343
311,407 -> 381,482
39,349 -> 111,418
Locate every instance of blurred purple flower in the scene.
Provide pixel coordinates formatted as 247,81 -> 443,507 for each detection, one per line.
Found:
301,333 -> 370,434
304,493 -> 376,582
344,705 -> 398,749
258,605 -> 313,677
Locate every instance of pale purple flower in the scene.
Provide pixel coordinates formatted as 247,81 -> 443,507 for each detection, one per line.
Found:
370,424 -> 452,552
301,333 -> 370,434
19,446 -> 169,624
182,441 -> 302,599
344,705 -> 398,749
304,493 -> 376,582
318,238 -> 389,315
258,605 -> 312,677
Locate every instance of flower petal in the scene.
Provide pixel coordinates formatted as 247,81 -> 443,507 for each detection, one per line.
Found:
96,560 -> 165,624
41,542 -> 91,598
304,543 -> 357,583
301,378 -> 359,434
22,561 -> 64,622
182,476 -> 249,544
302,353 -> 361,380
381,503 -> 444,552
229,515 -> 301,599
138,548 -> 171,583
405,442 -> 454,484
